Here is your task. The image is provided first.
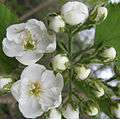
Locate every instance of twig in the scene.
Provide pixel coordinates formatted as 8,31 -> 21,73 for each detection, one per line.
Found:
20,0 -> 56,21
0,93 -> 16,104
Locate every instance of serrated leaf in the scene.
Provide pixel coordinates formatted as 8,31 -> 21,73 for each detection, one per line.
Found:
0,4 -> 19,74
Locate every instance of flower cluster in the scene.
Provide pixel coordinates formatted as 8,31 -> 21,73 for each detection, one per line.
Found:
1,1 -> 120,119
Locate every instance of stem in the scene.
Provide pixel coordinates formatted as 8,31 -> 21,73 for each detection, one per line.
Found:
68,31 -> 73,98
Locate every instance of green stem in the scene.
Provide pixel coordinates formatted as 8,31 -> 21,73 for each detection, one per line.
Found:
68,31 -> 73,98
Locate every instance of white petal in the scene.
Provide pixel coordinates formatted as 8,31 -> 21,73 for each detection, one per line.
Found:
2,38 -> 23,57
41,70 -> 63,90
49,109 -> 62,119
76,28 -> 95,50
11,80 -> 21,101
45,32 -> 56,53
95,66 -> 115,81
21,64 -> 46,81
26,19 -> 56,53
16,52 -> 43,65
26,19 -> 47,32
39,89 -> 62,111
62,104 -> 79,119
19,97 -> 43,118
7,23 -> 26,44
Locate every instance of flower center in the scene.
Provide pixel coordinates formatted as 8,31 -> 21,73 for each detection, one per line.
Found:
29,82 -> 42,97
23,30 -> 36,51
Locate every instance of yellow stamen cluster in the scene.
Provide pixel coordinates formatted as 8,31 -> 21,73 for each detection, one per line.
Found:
29,82 -> 42,97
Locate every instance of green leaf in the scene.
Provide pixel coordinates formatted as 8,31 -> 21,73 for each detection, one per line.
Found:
0,3 -> 19,74
96,4 -> 120,56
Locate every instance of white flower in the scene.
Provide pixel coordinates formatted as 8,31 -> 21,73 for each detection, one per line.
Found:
102,47 -> 116,61
112,103 -> 120,118
95,85 -> 104,98
48,109 -> 62,119
3,19 -> 56,65
110,0 -> 120,4
0,77 -> 12,90
49,15 -> 65,33
62,104 -> 79,119
95,7 -> 108,22
94,66 -> 115,81
87,106 -> 98,116
52,54 -> 69,71
76,28 -> 95,50
11,64 -> 63,118
76,66 -> 91,80
61,1 -> 89,25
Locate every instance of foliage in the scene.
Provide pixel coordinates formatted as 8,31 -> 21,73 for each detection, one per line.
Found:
0,3 -> 18,74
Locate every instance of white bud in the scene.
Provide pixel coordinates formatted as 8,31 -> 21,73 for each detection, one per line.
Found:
96,7 -> 108,21
102,47 -> 116,61
49,15 -> 65,33
76,66 -> 91,80
95,85 -> 104,98
62,104 -> 79,119
61,1 -> 89,25
87,106 -> 98,116
48,109 -> 61,119
0,77 -> 12,90
52,54 -> 69,71
112,103 -> 120,118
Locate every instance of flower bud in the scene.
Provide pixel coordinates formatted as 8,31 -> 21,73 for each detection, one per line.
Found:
95,85 -> 104,98
75,66 -> 91,80
49,15 -> 65,33
61,1 -> 89,25
102,47 -> 116,61
62,104 -> 79,119
90,7 -> 108,22
87,106 -> 98,116
111,103 -> 120,118
52,54 -> 69,71
0,77 -> 12,90
48,109 -> 61,119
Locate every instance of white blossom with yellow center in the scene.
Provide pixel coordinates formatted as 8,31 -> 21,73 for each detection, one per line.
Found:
2,19 -> 56,65
11,64 -> 63,118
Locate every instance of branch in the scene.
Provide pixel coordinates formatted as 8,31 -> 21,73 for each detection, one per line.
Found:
20,0 -> 56,21
0,93 -> 16,104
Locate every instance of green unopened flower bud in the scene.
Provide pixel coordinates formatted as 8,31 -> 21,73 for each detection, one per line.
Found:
52,54 -> 69,71
87,106 -> 98,116
95,85 -> 104,98
102,47 -> 116,61
111,103 -> 120,118
90,7 -> 108,23
75,65 -> 91,80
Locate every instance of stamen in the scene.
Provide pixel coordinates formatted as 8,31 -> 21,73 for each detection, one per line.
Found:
29,82 -> 42,97
23,30 -> 36,50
